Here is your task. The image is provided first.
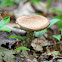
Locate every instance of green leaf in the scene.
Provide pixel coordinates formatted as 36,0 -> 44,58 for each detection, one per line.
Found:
30,0 -> 43,8
51,8 -> 62,14
58,28 -> 62,31
46,0 -> 51,9
48,18 -> 60,28
34,29 -> 47,37
52,35 -> 61,41
0,0 -> 14,7
0,0 -> 5,7
14,46 -> 30,51
52,51 -> 59,55
15,0 -> 22,3
3,0 -> 14,7
30,13 -> 41,15
7,35 -> 26,41
0,0 -> 22,7
0,16 -> 10,27
0,27 -> 11,32
30,0 -> 40,3
55,15 -> 62,28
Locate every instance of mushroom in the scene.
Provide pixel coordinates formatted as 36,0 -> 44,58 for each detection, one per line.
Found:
16,15 -> 50,48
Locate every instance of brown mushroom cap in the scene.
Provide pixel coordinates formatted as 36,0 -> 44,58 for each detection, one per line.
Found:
16,15 -> 50,31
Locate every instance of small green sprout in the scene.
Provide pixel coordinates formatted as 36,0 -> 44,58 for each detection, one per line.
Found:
0,16 -> 11,32
52,35 -> 61,41
14,46 -> 30,51
52,51 -> 59,55
51,8 -> 62,14
7,35 -> 26,41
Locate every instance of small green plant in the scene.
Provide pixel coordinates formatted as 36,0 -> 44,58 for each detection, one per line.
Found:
30,0 -> 44,8
0,0 -> 22,7
0,0 -> 14,7
53,15 -> 62,39
0,17 -> 29,51
0,16 -> 11,32
7,35 -> 26,41
52,51 -> 59,55
14,46 -> 30,51
52,35 -> 61,41
7,35 -> 30,51
50,13 -> 62,41
54,15 -> 62,28
46,0 -> 52,10
51,8 -> 62,14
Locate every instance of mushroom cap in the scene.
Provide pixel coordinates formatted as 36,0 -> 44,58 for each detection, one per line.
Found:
16,15 -> 50,31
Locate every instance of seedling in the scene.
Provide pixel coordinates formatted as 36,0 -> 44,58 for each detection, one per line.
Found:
51,8 -> 62,14
52,35 -> 61,41
0,0 -> 22,7
0,17 -> 30,52
46,0 -> 52,10
7,36 -> 30,51
30,0 -> 44,8
52,51 -> 59,55
14,46 -> 30,51
7,35 -> 26,41
0,0 -> 14,7
0,16 -> 11,32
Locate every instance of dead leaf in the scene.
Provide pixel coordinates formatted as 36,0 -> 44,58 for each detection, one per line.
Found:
0,47 -> 16,62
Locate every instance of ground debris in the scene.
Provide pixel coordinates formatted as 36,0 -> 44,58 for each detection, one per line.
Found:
0,47 -> 16,62
0,31 -> 17,49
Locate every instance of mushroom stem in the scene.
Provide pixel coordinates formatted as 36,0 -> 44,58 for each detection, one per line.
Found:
24,31 -> 33,48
